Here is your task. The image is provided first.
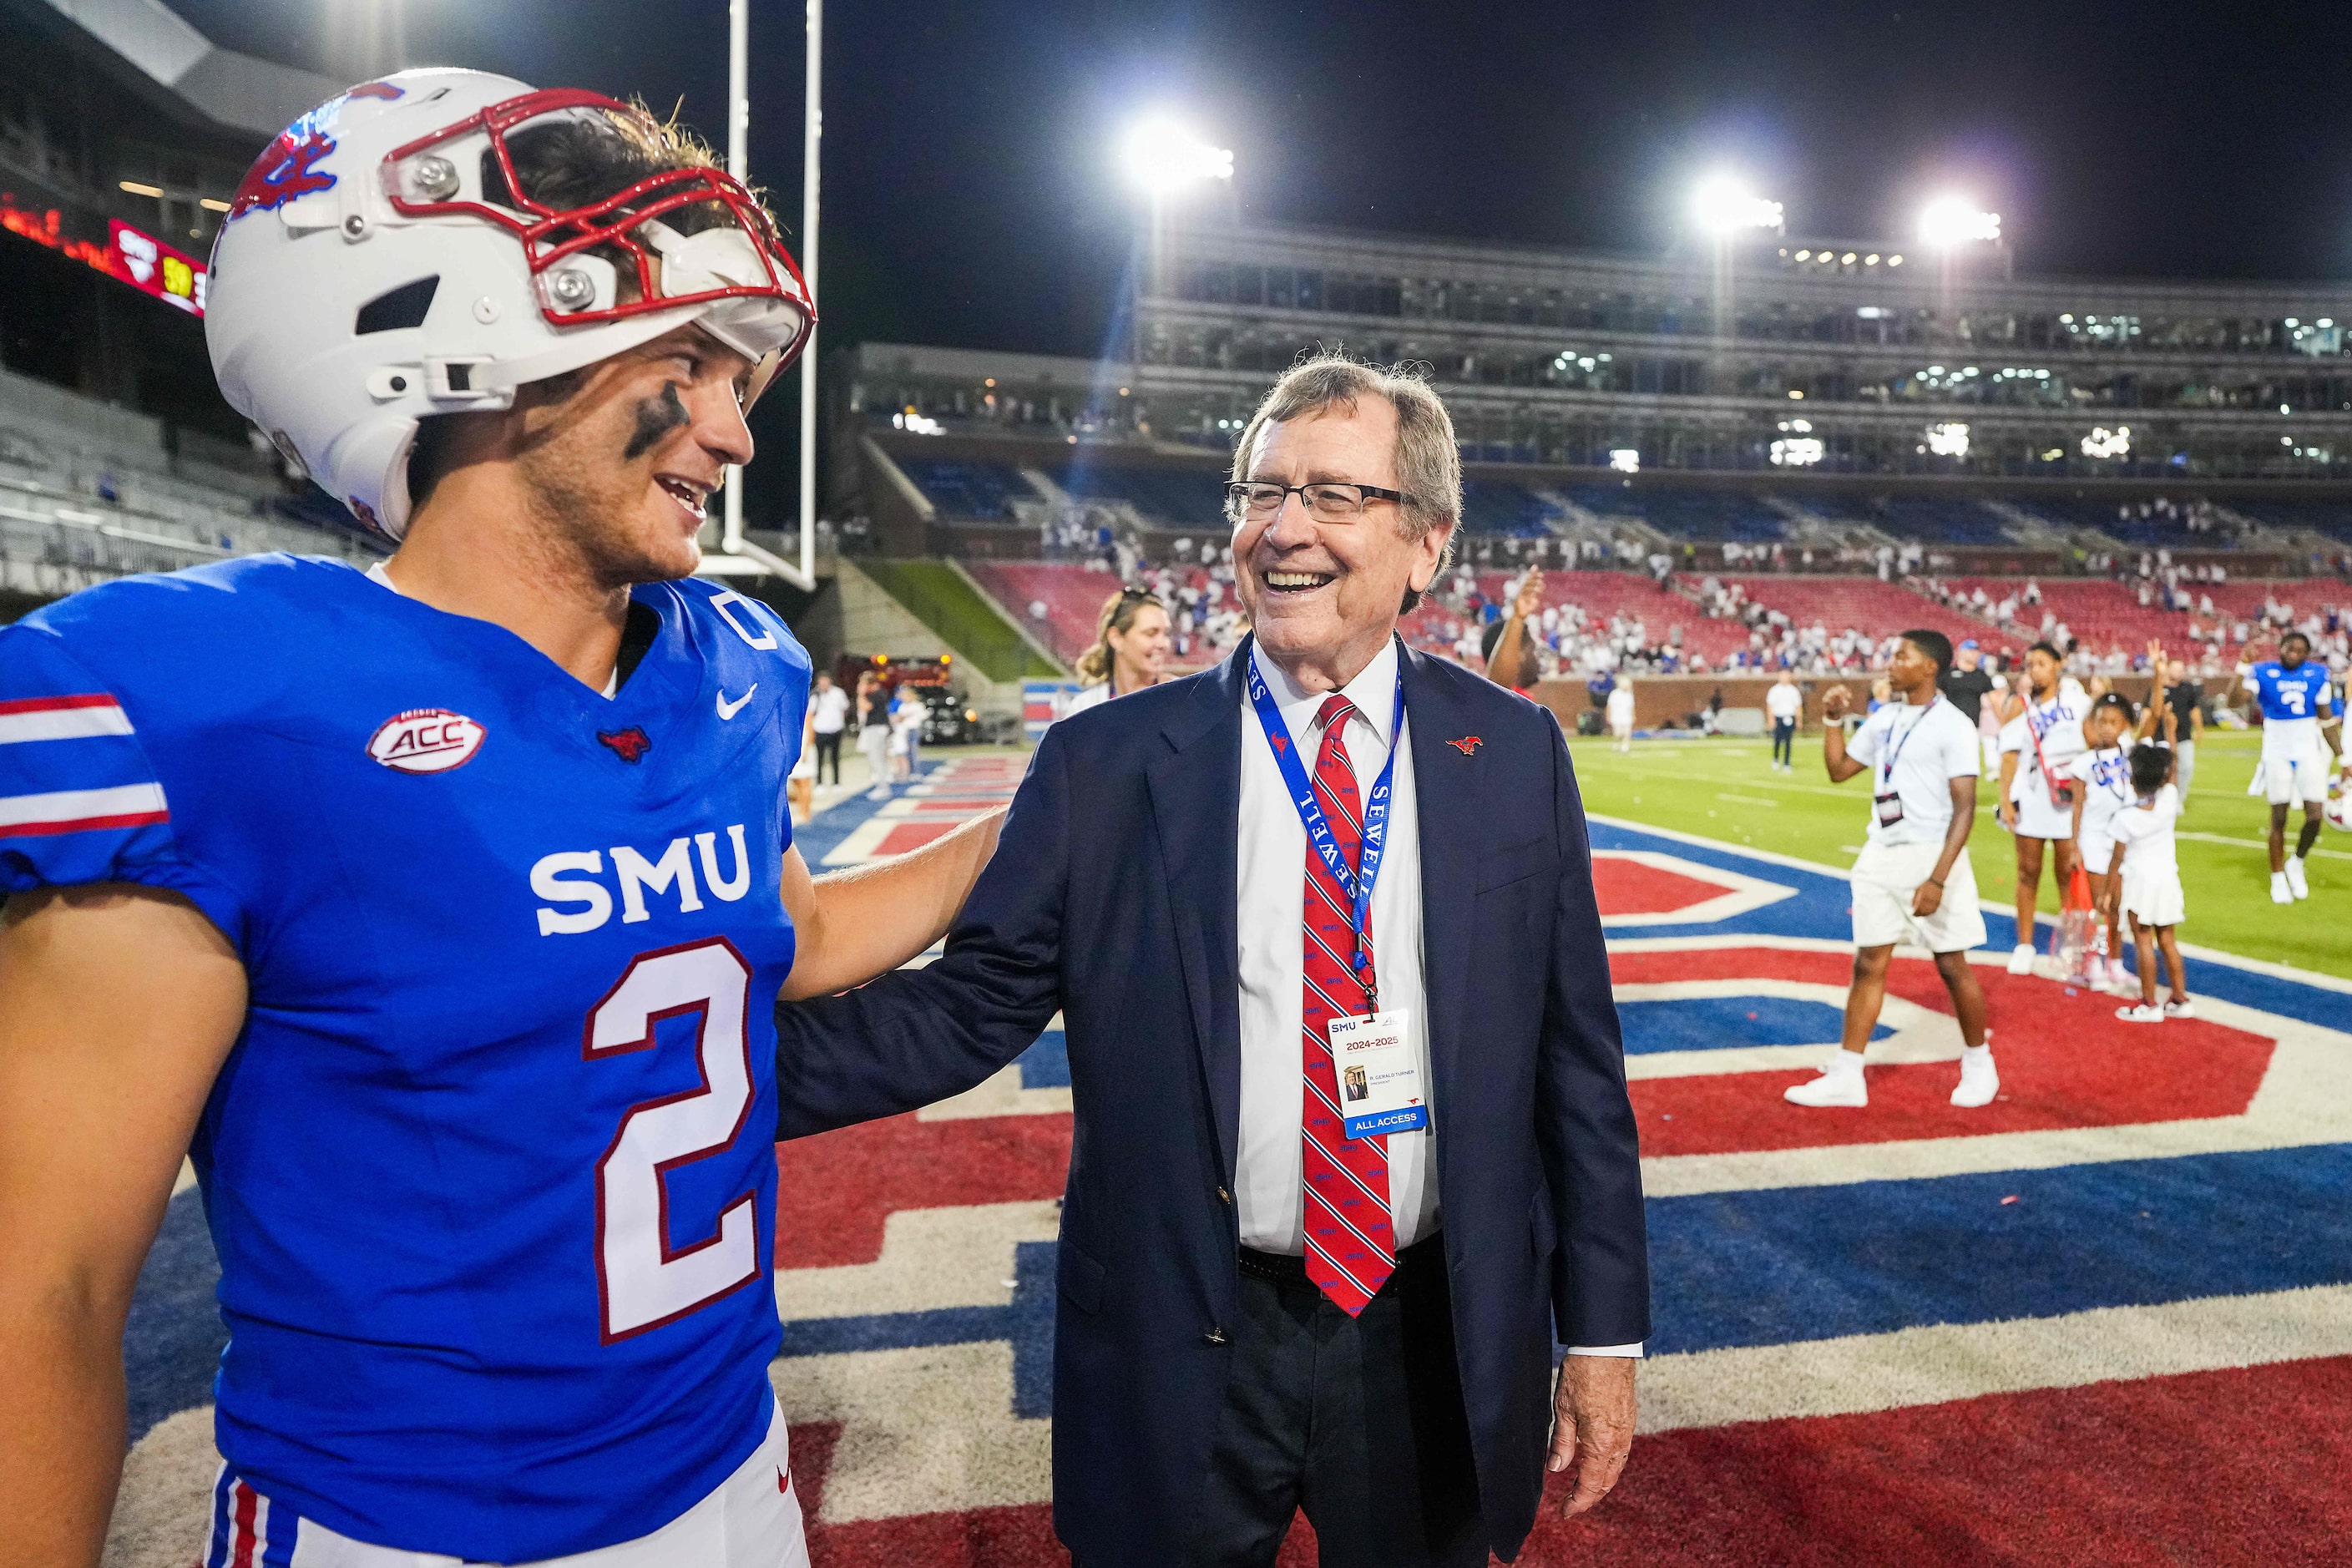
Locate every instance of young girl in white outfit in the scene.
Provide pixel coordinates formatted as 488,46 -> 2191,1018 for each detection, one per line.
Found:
2104,743 -> 2193,1022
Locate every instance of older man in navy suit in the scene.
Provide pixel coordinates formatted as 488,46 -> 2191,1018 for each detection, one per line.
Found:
775,355 -> 1648,1566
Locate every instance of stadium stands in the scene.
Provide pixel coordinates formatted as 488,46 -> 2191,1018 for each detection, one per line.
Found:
1560,483 -> 1786,542
1051,464 -> 1230,530
1458,479 -> 1560,536
966,561 -> 1127,665
1732,576 -> 1996,650
894,458 -> 1032,521
0,367 -> 380,589
1870,495 -> 2014,547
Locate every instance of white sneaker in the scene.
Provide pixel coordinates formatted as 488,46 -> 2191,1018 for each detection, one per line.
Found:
2272,873 -> 2294,904
2286,857 -> 2310,900
2006,943 -> 2036,976
1784,1057 -> 1868,1108
1950,1048 -> 2000,1108
2107,958 -> 2136,992
2163,998 -> 2198,1019
2116,1003 -> 2167,1023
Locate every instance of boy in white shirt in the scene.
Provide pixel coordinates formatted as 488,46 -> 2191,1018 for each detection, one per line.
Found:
2102,744 -> 2193,1021
1607,680 -> 1636,752
1787,630 -> 1999,1110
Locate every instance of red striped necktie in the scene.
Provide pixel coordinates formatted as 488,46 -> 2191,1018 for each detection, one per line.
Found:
1299,691 -> 1397,1316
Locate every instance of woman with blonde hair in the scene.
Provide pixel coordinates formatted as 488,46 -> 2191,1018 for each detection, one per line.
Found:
1061,585 -> 1171,718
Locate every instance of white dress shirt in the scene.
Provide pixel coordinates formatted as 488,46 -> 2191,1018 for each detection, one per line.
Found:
1237,640 -> 1438,1252
1235,641 -> 1640,1357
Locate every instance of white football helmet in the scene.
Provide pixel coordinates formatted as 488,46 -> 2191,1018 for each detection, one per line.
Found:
205,69 -> 814,540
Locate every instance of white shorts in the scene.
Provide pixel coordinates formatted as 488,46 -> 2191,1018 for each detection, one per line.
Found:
2123,867 -> 2187,928
2259,750 -> 2331,806
1610,716 -> 1633,736
209,1399 -> 808,1568
2010,786 -> 2076,842
1851,839 -> 1989,953
2078,828 -> 2118,880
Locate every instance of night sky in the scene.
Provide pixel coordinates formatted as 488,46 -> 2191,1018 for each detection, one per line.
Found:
175,0 -> 2352,362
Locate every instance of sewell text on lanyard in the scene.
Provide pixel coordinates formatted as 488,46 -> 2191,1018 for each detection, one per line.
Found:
1247,655 -> 1405,1009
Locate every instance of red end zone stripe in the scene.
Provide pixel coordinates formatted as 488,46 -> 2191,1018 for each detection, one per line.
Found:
792,1358 -> 2352,1565
1612,948 -> 2274,1156
0,693 -> 120,715
0,809 -> 169,839
775,1110 -> 1072,1268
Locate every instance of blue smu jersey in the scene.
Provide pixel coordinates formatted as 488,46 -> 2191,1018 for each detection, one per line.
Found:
2246,660 -> 2333,724
0,554 -> 810,1561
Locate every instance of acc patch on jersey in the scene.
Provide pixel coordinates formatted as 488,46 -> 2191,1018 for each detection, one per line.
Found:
367,709 -> 486,773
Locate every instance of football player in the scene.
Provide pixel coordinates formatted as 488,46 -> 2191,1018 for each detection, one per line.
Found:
2225,630 -> 2342,902
0,73 -> 1000,1567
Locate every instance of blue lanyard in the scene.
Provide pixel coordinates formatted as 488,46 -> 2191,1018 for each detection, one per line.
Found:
1247,654 -> 1405,1005
1877,695 -> 1942,791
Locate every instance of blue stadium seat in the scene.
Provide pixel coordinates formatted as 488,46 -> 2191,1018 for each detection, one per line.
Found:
894,458 -> 1029,519
1458,480 -> 1558,537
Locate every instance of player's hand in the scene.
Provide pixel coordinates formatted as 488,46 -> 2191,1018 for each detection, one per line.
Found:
1997,800 -> 2017,828
1821,685 -> 1853,721
1550,1355 -> 1636,1517
1912,879 -> 1945,918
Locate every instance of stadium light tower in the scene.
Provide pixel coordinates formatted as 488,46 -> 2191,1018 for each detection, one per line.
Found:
1124,116 -> 1233,306
1691,175 -> 1783,236
1918,195 -> 2000,247
1690,175 -> 1778,395
1121,118 -> 1235,193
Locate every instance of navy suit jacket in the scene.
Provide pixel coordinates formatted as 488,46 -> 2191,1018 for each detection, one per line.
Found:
774,638 -> 1648,1563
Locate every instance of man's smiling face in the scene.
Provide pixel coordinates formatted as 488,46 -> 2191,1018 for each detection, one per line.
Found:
1230,397 -> 1449,684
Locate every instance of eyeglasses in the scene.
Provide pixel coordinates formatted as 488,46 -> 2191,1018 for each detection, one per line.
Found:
1223,481 -> 1405,524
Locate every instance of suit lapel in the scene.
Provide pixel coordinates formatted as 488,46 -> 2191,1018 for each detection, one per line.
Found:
1403,643 -> 1478,1171
1146,644 -> 1247,1182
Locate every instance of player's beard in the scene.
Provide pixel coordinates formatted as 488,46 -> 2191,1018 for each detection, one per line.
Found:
511,421 -> 701,594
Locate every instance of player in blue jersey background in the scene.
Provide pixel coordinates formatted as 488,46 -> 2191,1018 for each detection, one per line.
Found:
2227,630 -> 2343,903
0,73 -> 1005,1568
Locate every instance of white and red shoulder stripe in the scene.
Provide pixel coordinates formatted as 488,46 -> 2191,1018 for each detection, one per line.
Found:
0,693 -> 136,744
0,783 -> 169,838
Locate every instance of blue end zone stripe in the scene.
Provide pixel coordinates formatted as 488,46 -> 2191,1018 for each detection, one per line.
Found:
1619,996 -> 1887,1054
1649,1145 -> 2352,1356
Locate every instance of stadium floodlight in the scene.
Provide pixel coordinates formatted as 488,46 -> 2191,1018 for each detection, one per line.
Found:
1122,118 -> 1234,193
1692,176 -> 1783,235
2081,426 -> 2131,459
1918,196 -> 2000,247
1608,448 -> 1641,473
1925,421 -> 1971,458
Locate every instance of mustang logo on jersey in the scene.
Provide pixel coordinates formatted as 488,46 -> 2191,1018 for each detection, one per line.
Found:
367,709 -> 486,773
599,726 -> 654,763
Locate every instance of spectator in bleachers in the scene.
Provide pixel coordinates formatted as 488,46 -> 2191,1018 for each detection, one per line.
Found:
1063,586 -> 1172,718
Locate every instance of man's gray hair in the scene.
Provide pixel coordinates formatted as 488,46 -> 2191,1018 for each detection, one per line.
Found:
1230,352 -> 1460,611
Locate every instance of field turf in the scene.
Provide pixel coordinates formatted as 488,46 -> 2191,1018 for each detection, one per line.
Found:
1566,727 -> 2351,981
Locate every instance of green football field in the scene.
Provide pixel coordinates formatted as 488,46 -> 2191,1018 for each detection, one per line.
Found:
1565,726 -> 2352,981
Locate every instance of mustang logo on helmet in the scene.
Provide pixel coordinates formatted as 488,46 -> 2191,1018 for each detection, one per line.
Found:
227,83 -> 406,220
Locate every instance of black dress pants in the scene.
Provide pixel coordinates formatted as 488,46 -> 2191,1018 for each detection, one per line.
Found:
812,730 -> 842,784
1182,1235 -> 1487,1568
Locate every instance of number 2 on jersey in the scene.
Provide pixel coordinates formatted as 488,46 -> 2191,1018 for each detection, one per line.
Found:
586,938 -> 761,1343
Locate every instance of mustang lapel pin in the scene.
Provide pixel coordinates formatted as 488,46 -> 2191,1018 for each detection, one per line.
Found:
1447,735 -> 1482,755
